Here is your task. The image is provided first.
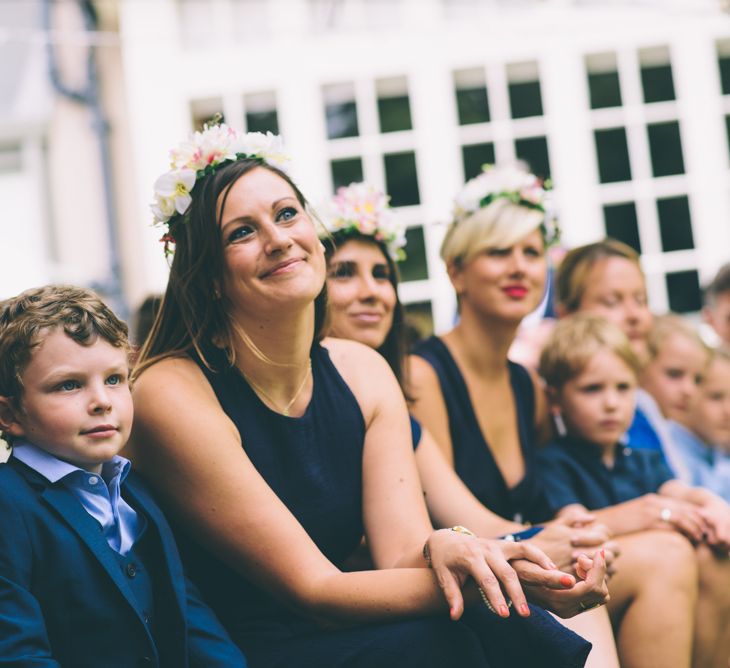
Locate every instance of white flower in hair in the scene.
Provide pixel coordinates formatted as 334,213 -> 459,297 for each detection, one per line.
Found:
321,182 -> 407,261
152,169 -> 196,223
231,131 -> 290,171
452,164 -> 559,246
150,120 -> 293,253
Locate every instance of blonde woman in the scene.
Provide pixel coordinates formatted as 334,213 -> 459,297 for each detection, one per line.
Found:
409,167 -> 702,668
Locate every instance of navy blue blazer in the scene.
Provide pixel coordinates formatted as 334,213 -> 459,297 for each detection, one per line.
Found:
0,456 -> 247,668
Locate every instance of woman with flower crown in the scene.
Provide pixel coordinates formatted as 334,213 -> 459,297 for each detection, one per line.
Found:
408,164 -> 702,668
128,125 -> 593,668
321,182 -> 621,667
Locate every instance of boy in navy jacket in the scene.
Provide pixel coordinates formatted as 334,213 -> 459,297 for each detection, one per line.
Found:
0,285 -> 247,668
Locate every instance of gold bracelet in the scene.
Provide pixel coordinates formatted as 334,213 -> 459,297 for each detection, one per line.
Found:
423,526 -> 476,567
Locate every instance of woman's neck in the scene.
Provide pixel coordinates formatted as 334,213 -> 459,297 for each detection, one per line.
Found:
446,306 -> 521,378
230,304 -> 315,388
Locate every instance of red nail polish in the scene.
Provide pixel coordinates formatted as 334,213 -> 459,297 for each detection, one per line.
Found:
560,575 -> 573,587
499,605 -> 509,617
520,603 -> 530,616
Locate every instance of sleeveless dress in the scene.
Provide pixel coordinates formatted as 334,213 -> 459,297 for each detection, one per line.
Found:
180,342 -> 589,668
412,336 -> 545,524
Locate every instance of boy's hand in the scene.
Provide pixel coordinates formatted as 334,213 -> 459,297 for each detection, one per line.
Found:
698,501 -> 730,551
646,494 -> 708,542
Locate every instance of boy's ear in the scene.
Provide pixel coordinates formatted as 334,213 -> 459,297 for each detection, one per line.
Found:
544,385 -> 561,412
0,396 -> 25,438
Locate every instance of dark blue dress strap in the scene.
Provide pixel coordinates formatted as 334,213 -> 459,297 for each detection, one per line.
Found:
409,415 -> 422,451
412,336 -> 543,523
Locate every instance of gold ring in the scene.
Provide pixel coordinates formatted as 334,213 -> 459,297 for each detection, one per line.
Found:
579,601 -> 603,612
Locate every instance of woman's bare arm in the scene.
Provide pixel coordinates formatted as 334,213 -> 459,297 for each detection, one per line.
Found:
408,354 -> 455,465
129,355 -> 453,625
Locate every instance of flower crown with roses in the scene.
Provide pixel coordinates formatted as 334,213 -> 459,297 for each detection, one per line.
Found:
452,164 -> 559,247
320,182 -> 407,262
150,118 -> 291,256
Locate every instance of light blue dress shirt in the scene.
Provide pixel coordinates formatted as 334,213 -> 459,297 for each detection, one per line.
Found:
667,421 -> 730,503
12,441 -> 145,555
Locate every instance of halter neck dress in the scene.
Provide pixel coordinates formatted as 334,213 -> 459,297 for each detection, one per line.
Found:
412,336 -> 546,524
177,342 -> 589,668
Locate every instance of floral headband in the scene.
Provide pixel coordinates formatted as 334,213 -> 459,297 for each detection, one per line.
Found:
150,119 -> 291,256
320,182 -> 407,261
452,164 -> 560,246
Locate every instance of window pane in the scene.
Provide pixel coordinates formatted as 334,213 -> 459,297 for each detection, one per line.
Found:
461,142 -> 495,181
377,76 -> 412,133
641,64 -> 676,103
384,151 -> 420,207
515,136 -> 550,180
246,110 -> 279,134
378,95 -> 412,133
325,100 -> 359,139
403,300 -> 434,346
719,56 -> 730,96
330,157 -> 363,191
323,83 -> 359,139
657,195 -> 694,252
508,80 -> 543,119
603,202 -> 641,253
0,143 -> 22,174
647,121 -> 684,177
190,97 -> 223,131
594,128 -> 632,183
588,71 -> 622,109
399,226 -> 429,282
245,91 -> 278,134
666,270 -> 701,313
456,87 -> 490,125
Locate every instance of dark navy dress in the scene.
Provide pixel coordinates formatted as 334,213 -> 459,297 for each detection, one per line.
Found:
412,337 -> 545,524
180,343 -> 589,668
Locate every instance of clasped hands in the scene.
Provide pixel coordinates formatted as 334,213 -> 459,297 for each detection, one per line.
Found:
425,520 -> 610,622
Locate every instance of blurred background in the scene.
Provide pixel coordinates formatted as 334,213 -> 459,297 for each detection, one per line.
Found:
2,0 -> 730,342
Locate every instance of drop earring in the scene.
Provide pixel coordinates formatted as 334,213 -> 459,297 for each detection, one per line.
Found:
552,410 -> 567,437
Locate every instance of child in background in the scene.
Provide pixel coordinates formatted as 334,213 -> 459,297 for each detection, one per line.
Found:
0,285 -> 247,668
536,313 -> 730,668
641,315 -> 709,432
702,262 -> 730,350
669,348 -> 730,502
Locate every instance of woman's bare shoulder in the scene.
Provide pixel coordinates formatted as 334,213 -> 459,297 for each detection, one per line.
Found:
132,355 -> 227,432
321,336 -> 391,378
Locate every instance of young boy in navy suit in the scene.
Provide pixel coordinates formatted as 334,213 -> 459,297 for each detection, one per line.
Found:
536,313 -> 730,668
0,285 -> 247,668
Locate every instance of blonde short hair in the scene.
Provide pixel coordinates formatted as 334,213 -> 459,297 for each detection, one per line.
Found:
440,198 -> 545,267
645,313 -> 709,363
556,238 -> 641,314
539,313 -> 642,389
